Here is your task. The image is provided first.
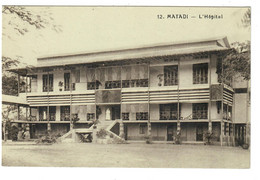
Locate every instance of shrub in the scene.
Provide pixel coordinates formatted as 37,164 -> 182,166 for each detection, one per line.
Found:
144,135 -> 151,144
174,131 -> 181,144
35,133 -> 57,144
242,143 -> 249,149
204,131 -> 214,145
96,128 -> 107,139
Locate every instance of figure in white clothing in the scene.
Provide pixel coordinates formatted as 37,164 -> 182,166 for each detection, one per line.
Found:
105,108 -> 111,120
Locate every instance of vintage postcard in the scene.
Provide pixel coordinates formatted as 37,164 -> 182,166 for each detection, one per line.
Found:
2,6 -> 250,170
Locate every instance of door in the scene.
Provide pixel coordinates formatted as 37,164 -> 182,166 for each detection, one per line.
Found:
167,125 -> 174,141
196,125 -> 204,141
30,124 -> 36,139
112,105 -> 120,120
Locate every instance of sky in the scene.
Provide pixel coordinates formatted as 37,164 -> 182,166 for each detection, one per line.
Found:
2,7 -> 250,66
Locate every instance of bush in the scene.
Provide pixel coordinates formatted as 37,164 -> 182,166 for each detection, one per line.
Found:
204,131 -> 214,145
174,131 -> 181,144
96,128 -> 107,139
242,143 -> 249,149
35,134 -> 57,144
144,135 -> 151,144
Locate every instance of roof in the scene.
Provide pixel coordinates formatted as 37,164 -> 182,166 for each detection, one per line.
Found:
2,94 -> 29,105
8,36 -> 231,74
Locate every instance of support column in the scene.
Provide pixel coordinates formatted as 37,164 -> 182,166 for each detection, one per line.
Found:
208,54 -> 212,133
220,121 -> 224,146
69,67 -> 73,130
230,123 -> 234,146
119,120 -> 124,138
177,58 -> 181,136
147,62 -> 152,141
243,125 -> 246,144
47,123 -> 51,132
226,123 -> 230,146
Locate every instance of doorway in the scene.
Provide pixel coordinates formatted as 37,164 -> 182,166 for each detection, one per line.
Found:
167,125 -> 175,141
196,125 -> 204,141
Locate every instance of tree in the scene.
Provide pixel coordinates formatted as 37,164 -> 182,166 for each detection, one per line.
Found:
222,9 -> 250,81
2,6 -> 61,95
2,6 -> 62,140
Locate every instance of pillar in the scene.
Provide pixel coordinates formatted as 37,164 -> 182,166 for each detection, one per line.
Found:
119,120 -> 124,138
243,125 -> 246,144
147,122 -> 152,140
226,123 -> 229,146
208,122 -> 212,133
47,123 -> 51,132
220,121 -> 224,146
230,123 -> 234,146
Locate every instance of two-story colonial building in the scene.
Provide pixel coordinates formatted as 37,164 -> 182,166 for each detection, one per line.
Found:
7,36 -> 249,145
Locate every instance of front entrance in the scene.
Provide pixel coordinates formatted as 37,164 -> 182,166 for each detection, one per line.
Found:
167,125 -> 175,141
196,125 -> 204,141
29,124 -> 36,139
102,105 -> 121,121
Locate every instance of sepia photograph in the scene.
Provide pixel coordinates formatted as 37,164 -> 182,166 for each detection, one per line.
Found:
2,6 -> 251,169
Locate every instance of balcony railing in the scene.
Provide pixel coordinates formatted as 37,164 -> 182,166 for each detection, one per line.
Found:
61,113 -> 70,121
160,111 -> 178,120
192,110 -> 208,119
122,113 -> 129,120
136,112 -> 148,120
39,113 -> 56,121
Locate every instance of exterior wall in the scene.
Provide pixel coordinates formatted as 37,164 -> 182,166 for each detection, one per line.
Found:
233,93 -> 248,123
50,124 -> 70,136
180,103 -> 192,119
211,102 -> 222,120
28,54 -> 221,94
151,124 -> 167,141
150,66 -> 164,87
210,54 -> 218,84
126,124 -> 147,140
179,56 -> 210,88
150,104 -> 159,121
35,124 -> 47,137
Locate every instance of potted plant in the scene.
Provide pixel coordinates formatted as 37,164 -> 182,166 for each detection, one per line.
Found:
58,81 -> 63,91
72,114 -> 80,124
157,74 -> 163,86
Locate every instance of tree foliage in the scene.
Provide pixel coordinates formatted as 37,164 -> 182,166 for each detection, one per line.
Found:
2,6 -> 61,96
2,6 -> 61,36
222,9 -> 251,81
222,41 -> 250,81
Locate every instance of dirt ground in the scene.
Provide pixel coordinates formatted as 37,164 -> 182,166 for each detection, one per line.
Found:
2,142 -> 250,168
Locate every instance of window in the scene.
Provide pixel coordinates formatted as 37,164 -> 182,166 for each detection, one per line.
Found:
122,113 -> 129,120
136,112 -> 148,120
139,124 -> 146,134
160,103 -> 180,120
49,107 -> 56,121
164,65 -> 178,86
193,63 -> 208,84
223,104 -> 228,120
87,113 -> 95,121
61,106 -> 70,121
42,74 -> 53,92
228,106 -> 232,120
39,107 -> 47,121
192,103 -> 208,119
39,107 -> 56,121
64,73 -> 70,91
105,80 -> 121,89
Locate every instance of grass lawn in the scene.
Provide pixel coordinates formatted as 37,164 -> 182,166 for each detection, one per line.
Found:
2,142 -> 250,168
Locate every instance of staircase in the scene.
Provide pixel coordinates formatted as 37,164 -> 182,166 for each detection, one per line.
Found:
58,120 -> 125,143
